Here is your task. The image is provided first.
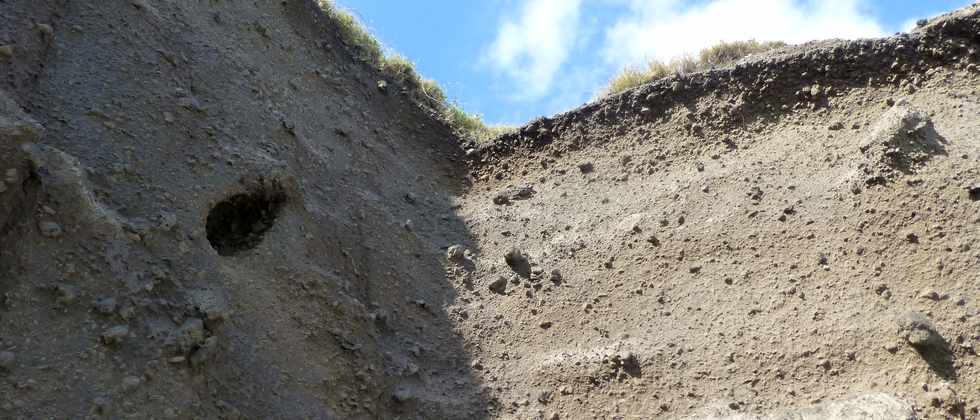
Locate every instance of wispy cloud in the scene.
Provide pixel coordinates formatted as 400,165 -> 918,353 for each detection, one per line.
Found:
485,0 -> 584,100
604,0 -> 887,69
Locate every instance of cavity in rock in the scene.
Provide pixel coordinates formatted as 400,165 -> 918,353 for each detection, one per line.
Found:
206,182 -> 286,256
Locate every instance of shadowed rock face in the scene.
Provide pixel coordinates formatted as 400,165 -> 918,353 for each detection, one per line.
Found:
0,1 -> 485,418
2,1 -> 980,419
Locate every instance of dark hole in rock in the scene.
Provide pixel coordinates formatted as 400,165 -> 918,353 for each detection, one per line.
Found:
206,183 -> 286,256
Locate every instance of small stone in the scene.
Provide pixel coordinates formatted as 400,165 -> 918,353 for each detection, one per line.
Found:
36,23 -> 54,36
121,376 -> 142,391
504,248 -> 530,273
392,388 -> 415,403
377,80 -> 388,91
94,297 -> 117,315
968,183 -> 980,201
38,221 -> 63,238
0,351 -> 15,371
896,311 -> 943,350
919,290 -> 941,301
488,277 -> 507,295
157,212 -> 178,230
549,269 -> 562,285
54,284 -> 78,305
577,162 -> 594,173
539,321 -> 553,329
172,318 -> 206,353
446,245 -> 466,262
470,359 -> 484,370
102,325 -> 130,345
492,192 -> 510,205
119,305 -> 136,320
618,351 -> 637,367
177,96 -> 205,112
904,232 -> 919,244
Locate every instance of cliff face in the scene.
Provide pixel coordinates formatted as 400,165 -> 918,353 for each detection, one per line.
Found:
0,1 -> 483,418
455,5 -> 980,419
2,1 -> 980,419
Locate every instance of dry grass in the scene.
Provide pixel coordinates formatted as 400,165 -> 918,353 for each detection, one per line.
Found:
600,40 -> 787,97
316,1 -> 511,144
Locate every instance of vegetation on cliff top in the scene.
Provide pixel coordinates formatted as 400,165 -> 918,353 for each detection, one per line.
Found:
600,40 -> 787,97
317,1 -> 512,145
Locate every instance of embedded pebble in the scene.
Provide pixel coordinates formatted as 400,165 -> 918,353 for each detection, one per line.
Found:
38,221 -> 63,238
94,297 -> 117,315
54,284 -> 78,305
896,311 -> 944,350
122,376 -> 142,391
446,244 -> 466,261
102,325 -> 130,345
0,351 -> 15,371
488,277 -> 508,295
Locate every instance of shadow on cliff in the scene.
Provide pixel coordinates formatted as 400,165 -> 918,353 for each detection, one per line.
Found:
0,0 -> 491,418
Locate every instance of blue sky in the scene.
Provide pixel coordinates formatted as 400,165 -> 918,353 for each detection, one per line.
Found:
335,0 -> 974,126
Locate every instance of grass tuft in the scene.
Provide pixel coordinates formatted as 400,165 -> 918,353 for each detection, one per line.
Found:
600,40 -> 787,97
316,1 -> 511,145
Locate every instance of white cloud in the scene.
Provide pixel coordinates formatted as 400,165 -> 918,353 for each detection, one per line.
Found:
604,0 -> 887,69
485,0 -> 584,100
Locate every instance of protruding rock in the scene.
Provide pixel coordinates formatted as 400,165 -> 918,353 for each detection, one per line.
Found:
36,23 -> 54,37
968,183 -> 980,201
505,247 -> 531,277
121,375 -> 142,391
101,325 -> 130,345
392,387 -> 416,403
895,311 -> 943,350
859,102 -> 944,183
488,276 -> 508,295
38,220 -> 63,238
446,244 -> 466,262
172,318 -> 206,354
94,297 -> 117,315
53,283 -> 78,305
549,269 -> 562,285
